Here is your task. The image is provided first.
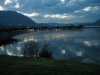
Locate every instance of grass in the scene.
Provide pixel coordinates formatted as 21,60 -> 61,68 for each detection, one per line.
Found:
0,55 -> 100,75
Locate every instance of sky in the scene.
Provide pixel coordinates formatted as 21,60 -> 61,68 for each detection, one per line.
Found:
0,0 -> 100,23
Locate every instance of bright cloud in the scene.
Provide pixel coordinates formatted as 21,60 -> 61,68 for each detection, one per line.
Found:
74,10 -> 81,13
83,6 -> 92,11
23,12 -> 39,17
0,0 -> 100,23
44,14 -> 76,19
4,0 -> 12,5
75,6 -> 100,13
60,0 -> 65,3
15,3 -> 20,8
0,6 -> 5,10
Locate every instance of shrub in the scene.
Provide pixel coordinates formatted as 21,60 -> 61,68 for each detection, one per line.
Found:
39,42 -> 52,58
23,40 -> 40,58
23,40 -> 53,58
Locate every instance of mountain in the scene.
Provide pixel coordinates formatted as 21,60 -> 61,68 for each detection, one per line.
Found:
82,19 -> 100,26
92,19 -> 100,26
0,10 -> 37,28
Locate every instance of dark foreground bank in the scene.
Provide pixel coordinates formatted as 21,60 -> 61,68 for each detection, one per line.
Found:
0,55 -> 100,75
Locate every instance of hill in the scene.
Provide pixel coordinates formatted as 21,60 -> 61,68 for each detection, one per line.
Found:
83,19 -> 100,26
92,19 -> 100,26
0,10 -> 37,28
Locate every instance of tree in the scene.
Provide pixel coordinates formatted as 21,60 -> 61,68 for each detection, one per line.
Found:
39,42 -> 52,58
23,40 -> 40,58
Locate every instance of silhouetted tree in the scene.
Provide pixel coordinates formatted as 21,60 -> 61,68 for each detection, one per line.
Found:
39,42 -> 52,58
23,40 -> 40,58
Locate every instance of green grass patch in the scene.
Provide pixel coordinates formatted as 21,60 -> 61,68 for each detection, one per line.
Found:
0,55 -> 100,75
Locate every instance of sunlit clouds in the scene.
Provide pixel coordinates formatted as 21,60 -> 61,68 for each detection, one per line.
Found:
75,6 -> 100,13
4,0 -> 12,5
15,3 -> 20,8
0,6 -> 5,10
44,14 -> 76,19
23,12 -> 40,17
60,0 -> 65,3
83,6 -> 92,11
0,0 -> 100,23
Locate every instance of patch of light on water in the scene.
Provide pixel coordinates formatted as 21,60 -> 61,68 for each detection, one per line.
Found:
76,40 -> 100,47
6,49 -> 14,56
76,51 -> 83,56
24,38 -> 28,42
83,41 -> 92,46
23,37 -> 38,42
17,46 -> 21,51
61,49 -> 66,54
0,46 -> 4,51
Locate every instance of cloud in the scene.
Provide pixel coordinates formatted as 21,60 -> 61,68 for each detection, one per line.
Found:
75,6 -> 100,13
83,6 -> 92,11
0,0 -> 100,23
43,0 -> 60,7
44,13 -> 79,19
15,3 -> 20,8
23,12 -> 40,17
4,0 -> 12,5
60,0 -> 65,3
66,0 -> 77,6
0,6 -> 5,10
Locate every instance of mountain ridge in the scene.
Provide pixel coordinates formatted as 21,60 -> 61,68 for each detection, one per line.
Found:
0,11 -> 37,27
0,10 -> 100,27
92,19 -> 100,26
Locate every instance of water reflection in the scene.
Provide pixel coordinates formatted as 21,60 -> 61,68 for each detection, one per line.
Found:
0,29 -> 100,64
0,42 -> 23,56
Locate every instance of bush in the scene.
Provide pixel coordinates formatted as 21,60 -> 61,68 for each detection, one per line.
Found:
23,40 -> 40,58
23,40 -> 53,58
39,42 -> 52,58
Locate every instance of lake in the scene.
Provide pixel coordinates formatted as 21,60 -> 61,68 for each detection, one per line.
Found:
0,28 -> 100,64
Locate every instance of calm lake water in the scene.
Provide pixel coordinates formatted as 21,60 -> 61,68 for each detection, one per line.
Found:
0,28 -> 100,64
